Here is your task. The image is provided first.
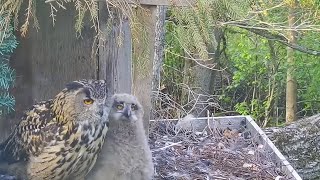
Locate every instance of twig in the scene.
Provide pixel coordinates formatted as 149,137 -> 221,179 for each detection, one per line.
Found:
152,141 -> 183,152
45,0 -> 57,3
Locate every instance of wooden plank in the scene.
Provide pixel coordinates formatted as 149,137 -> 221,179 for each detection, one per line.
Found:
88,4 -> 133,179
132,5 -> 157,134
6,2 -> 96,138
98,5 -> 132,94
93,0 -> 196,6
151,6 -> 167,120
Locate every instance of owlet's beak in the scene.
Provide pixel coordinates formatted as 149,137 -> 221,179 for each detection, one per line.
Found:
123,106 -> 132,119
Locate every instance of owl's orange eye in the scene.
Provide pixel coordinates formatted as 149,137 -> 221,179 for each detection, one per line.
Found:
116,104 -> 124,110
84,99 -> 94,105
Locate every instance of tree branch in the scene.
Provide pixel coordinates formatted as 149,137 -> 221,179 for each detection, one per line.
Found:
227,22 -> 320,56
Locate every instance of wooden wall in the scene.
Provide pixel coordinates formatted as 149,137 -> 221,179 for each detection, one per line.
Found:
2,3 -> 97,138
1,2 -> 155,140
98,4 -> 132,95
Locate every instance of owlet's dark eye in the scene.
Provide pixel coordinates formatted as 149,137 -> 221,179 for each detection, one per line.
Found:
131,104 -> 138,111
116,104 -> 124,110
84,99 -> 94,105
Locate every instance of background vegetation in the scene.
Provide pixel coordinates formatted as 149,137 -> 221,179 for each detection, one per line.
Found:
0,16 -> 17,117
1,0 -> 320,128
160,0 -> 320,127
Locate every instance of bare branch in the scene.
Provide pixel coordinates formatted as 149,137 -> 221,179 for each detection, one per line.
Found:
225,22 -> 320,56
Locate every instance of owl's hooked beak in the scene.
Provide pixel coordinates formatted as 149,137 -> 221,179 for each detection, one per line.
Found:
98,107 -> 104,117
123,106 -> 132,119
98,102 -> 108,117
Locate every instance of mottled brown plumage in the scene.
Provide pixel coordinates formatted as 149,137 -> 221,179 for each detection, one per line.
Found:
89,93 -> 154,180
0,79 -> 110,180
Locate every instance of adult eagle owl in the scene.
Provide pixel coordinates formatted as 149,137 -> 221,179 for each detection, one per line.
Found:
0,79 -> 110,180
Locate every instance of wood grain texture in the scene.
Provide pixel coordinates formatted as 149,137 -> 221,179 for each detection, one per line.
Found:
150,6 -> 166,120
132,5 -> 157,135
98,5 -> 132,94
6,3 -> 96,139
88,5 -> 133,179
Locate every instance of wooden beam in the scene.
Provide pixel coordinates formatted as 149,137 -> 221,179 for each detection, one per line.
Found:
132,5 -> 157,135
97,8 -> 132,94
151,6 -> 166,120
88,4 -> 132,179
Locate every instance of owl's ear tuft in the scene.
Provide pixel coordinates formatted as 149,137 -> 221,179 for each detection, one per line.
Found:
65,81 -> 84,91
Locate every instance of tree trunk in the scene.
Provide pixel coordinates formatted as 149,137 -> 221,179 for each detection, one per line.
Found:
286,1 -> 297,123
264,114 -> 320,180
191,59 -> 215,117
186,28 -> 223,117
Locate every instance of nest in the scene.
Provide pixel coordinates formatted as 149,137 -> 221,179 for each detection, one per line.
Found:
149,120 -> 291,180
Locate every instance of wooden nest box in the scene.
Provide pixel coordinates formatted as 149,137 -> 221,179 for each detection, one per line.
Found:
150,116 -> 302,180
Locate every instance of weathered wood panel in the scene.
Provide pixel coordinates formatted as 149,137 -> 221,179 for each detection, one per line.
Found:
133,5 -> 157,135
88,5 -> 133,179
5,3 -> 96,138
264,114 -> 320,180
98,6 -> 132,94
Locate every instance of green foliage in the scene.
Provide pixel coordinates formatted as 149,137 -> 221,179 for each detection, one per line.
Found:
163,0 -> 320,126
223,25 -> 320,126
169,0 -> 252,60
295,31 -> 320,115
234,102 -> 249,115
0,16 -> 17,116
162,20 -> 185,100
221,27 -> 289,126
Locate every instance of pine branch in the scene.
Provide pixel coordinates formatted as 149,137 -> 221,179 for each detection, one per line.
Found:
0,14 -> 17,115
0,92 -> 15,114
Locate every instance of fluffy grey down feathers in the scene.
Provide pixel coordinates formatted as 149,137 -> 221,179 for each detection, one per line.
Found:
89,93 -> 154,180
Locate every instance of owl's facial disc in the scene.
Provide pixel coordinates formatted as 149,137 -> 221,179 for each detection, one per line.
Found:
113,102 -> 138,121
74,89 -> 107,123
83,97 -> 107,118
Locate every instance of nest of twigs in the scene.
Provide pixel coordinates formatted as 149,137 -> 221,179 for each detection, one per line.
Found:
149,120 -> 291,180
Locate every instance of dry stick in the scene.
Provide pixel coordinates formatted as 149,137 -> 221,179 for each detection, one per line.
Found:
152,141 -> 183,152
